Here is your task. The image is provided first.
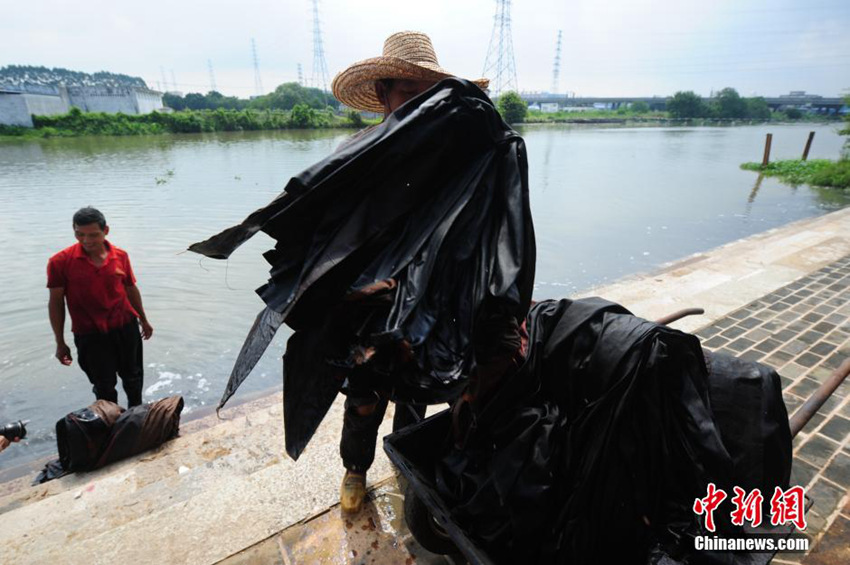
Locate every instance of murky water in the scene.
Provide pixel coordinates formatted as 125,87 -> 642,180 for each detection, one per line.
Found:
1,123 -> 847,468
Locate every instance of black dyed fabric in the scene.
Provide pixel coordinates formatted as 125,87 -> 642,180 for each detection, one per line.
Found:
189,78 -> 536,460
35,396 -> 184,484
433,298 -> 791,564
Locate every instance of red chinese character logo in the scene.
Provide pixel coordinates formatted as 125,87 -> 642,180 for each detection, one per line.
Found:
769,486 -> 807,530
730,487 -> 764,527
693,482 -> 728,532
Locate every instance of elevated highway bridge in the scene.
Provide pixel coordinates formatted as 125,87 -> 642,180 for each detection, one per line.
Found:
522,94 -> 846,112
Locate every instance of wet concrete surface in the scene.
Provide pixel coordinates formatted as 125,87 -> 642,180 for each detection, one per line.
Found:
220,478 -> 458,565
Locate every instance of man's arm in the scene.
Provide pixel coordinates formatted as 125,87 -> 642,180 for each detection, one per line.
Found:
48,287 -> 72,365
125,285 -> 153,339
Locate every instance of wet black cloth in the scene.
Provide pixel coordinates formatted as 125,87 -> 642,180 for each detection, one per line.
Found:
433,298 -> 791,565
74,320 -> 143,407
34,396 -> 184,484
188,78 -> 536,460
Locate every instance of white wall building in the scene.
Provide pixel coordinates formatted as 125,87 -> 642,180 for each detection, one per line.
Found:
0,85 -> 164,127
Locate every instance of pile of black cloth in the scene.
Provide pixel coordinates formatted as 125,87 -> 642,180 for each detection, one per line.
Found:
433,298 -> 791,565
188,78 -> 536,460
35,396 -> 184,484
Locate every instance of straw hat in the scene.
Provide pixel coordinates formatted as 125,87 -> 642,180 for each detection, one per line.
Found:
332,31 -> 489,113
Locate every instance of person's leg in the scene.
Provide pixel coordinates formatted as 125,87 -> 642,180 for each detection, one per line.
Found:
339,367 -> 389,513
74,332 -> 119,403
340,394 -> 389,473
116,321 -> 144,407
339,395 -> 388,514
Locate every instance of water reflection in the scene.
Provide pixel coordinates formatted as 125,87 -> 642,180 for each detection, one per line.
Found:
747,174 -> 764,206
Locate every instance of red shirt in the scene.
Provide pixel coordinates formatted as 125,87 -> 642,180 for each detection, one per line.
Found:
47,241 -> 139,335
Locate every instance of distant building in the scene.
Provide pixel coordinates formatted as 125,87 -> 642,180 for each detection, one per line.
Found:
0,63 -> 166,129
338,103 -> 380,120
0,84 -> 163,127
540,102 -> 559,113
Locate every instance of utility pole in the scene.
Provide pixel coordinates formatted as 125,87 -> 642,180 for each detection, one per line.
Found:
208,59 -> 217,93
297,63 -> 304,86
482,0 -> 519,99
551,30 -> 562,95
310,0 -> 330,94
251,38 -> 264,97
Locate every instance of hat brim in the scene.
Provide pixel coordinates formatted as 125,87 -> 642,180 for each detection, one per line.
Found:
332,56 -> 489,113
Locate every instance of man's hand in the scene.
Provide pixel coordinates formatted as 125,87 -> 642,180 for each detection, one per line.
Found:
0,436 -> 19,453
125,286 -> 152,339
140,319 -> 154,340
56,342 -> 72,365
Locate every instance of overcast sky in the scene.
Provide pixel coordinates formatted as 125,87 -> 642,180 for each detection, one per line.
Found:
2,0 -> 848,98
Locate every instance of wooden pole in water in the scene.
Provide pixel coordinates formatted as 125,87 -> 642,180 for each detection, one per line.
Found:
762,133 -> 773,167
802,131 -> 815,161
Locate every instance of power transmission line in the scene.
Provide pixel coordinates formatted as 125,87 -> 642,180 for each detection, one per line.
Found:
251,38 -> 264,97
310,0 -> 330,92
482,0 -> 519,98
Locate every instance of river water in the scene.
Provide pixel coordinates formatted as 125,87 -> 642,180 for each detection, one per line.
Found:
0,122 -> 847,468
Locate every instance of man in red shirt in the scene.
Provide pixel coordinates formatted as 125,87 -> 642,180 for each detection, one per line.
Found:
47,207 -> 153,407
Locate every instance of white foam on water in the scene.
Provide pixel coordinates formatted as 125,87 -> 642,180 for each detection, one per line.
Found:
145,371 -> 181,396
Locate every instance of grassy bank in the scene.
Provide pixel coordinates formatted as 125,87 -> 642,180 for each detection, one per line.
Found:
741,159 -> 850,189
0,106 -> 376,138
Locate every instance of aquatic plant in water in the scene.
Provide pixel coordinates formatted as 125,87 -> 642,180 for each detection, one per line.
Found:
740,159 -> 849,189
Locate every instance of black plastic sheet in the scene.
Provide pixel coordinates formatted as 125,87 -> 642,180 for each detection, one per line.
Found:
189,78 -> 535,460
432,298 -> 791,564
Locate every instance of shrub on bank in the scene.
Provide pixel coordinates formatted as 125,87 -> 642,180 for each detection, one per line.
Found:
741,159 -> 850,189
810,159 -> 850,188
498,91 -> 528,124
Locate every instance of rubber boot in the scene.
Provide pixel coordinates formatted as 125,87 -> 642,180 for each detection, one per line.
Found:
340,470 -> 367,514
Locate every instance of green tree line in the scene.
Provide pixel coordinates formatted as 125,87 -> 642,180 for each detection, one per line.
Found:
667,88 -> 774,120
0,65 -> 146,88
163,82 -> 338,112
499,87 -> 805,125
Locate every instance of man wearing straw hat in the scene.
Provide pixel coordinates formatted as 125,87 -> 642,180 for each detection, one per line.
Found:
330,31 -> 522,514
189,31 -> 534,516
332,30 -> 490,123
